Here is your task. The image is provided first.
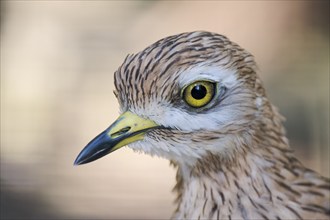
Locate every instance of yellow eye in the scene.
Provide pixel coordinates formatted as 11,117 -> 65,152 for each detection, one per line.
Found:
182,81 -> 216,108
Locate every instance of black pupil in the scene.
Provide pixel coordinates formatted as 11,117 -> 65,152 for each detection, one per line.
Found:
191,84 -> 207,100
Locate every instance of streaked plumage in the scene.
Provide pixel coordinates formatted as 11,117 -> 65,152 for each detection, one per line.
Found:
75,31 -> 330,219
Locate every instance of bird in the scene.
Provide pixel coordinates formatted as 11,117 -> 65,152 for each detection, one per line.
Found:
74,31 -> 330,220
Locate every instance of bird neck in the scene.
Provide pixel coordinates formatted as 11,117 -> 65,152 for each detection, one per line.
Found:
172,111 -> 303,219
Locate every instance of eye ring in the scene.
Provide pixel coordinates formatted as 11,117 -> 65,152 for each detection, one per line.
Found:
182,81 -> 216,108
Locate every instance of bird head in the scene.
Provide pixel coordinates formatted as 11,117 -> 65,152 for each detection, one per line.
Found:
74,31 -> 269,167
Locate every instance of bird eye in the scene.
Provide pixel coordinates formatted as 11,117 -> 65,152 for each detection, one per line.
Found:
182,81 -> 216,108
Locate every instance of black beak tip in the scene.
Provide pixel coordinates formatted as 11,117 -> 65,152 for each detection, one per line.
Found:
73,130 -> 116,166
73,158 -> 83,166
73,151 -> 88,166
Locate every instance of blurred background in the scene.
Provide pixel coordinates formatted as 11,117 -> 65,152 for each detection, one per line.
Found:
1,1 -> 329,219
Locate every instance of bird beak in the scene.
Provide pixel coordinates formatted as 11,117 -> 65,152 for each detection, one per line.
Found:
74,111 -> 159,165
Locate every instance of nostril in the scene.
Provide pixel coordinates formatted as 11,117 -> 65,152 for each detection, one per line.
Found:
111,126 -> 131,138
